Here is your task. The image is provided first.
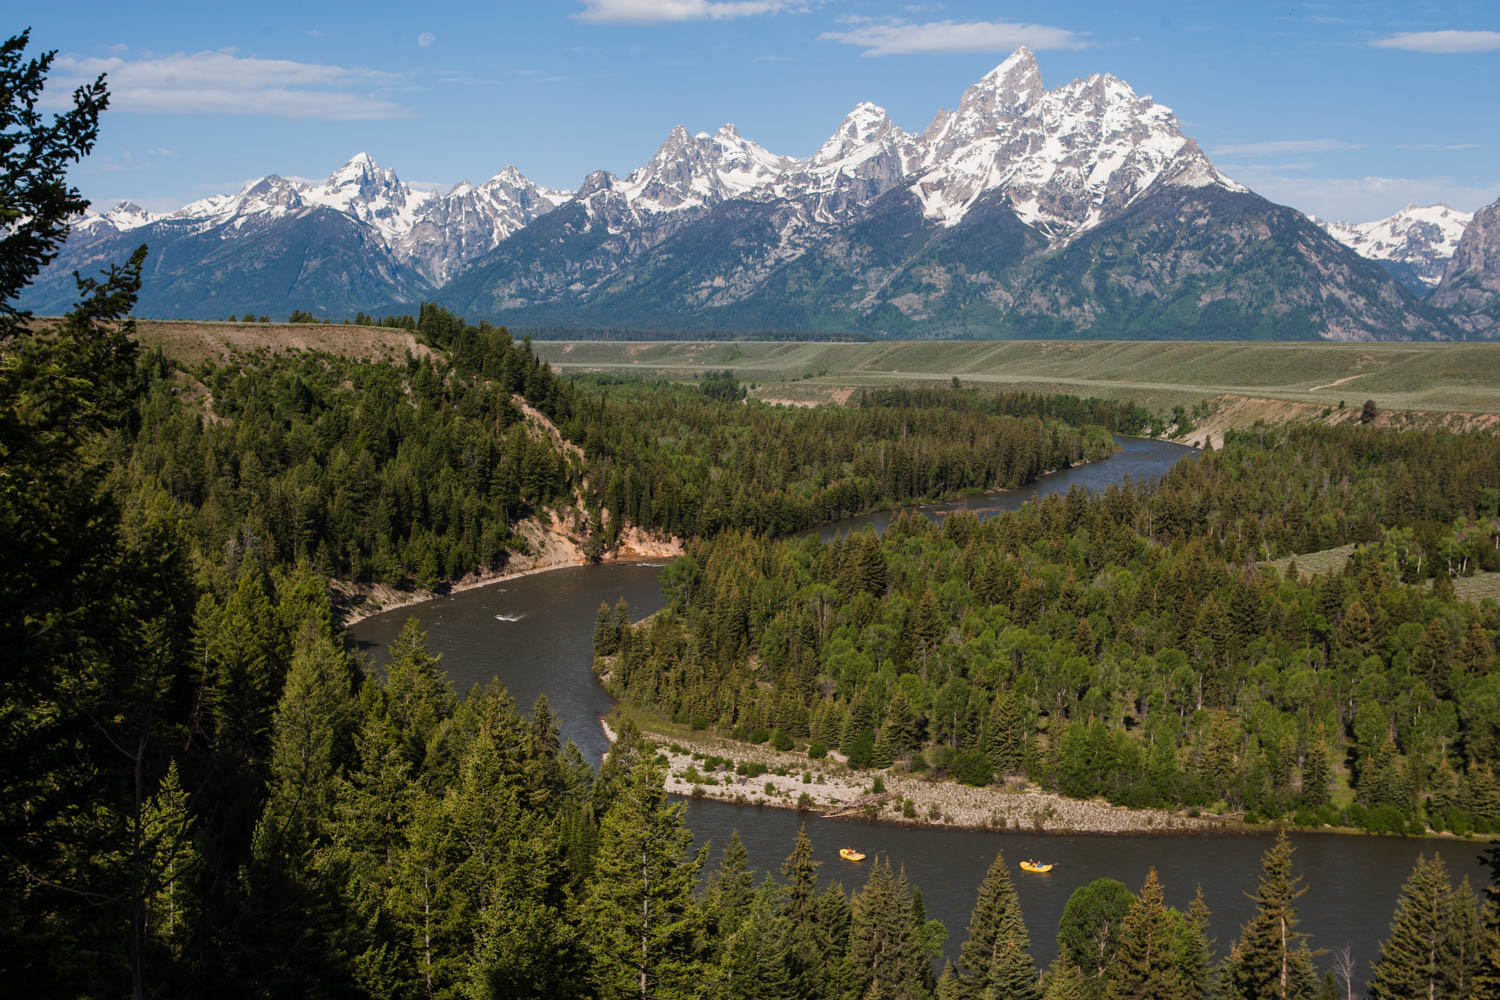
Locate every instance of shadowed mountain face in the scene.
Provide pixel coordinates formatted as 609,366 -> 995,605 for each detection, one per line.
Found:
1432,196 -> 1500,337
17,49 -> 1483,340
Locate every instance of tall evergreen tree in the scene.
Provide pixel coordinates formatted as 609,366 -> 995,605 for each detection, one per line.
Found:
1223,833 -> 1319,1000
1105,868 -> 1183,1000
1178,884 -> 1218,1000
384,617 -> 456,773
1447,878 -> 1483,1000
946,851 -> 1039,1000
583,751 -> 706,1000
713,880 -> 792,1000
1368,853 -> 1462,1000
705,831 -> 756,943
849,858 -> 931,1000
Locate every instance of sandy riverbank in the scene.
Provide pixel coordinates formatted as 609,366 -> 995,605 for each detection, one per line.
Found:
603,719 -> 1229,837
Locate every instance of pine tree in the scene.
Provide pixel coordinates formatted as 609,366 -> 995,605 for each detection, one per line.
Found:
848,857 -> 930,1000
706,831 -> 756,942
781,824 -> 821,925
583,752 -> 707,1000
321,712 -> 420,996
1368,853 -> 1461,1000
987,691 -> 1026,776
1474,900 -> 1500,998
1300,741 -> 1331,809
714,881 -> 792,1000
1179,884 -> 1218,1000
595,601 -> 618,657
385,616 -> 456,773
1105,868 -> 1181,1000
1223,833 -> 1319,1000
1448,878 -> 1483,1000
949,851 -> 1039,1000
885,688 -> 921,756
140,761 -> 200,960
1041,955 -> 1092,1000
465,813 -> 579,999
255,620 -> 358,863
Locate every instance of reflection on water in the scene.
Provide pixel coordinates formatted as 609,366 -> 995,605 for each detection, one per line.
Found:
348,437 -> 1456,980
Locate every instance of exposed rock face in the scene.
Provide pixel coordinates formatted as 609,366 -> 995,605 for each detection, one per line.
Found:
395,168 -> 570,284
1432,197 -> 1500,335
23,50 -> 1466,340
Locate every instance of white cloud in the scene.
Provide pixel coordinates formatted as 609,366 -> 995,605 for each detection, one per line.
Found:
576,0 -> 793,23
418,32 -> 437,48
51,49 -> 413,120
1227,167 -> 1500,221
1371,30 -> 1500,53
1210,139 -> 1365,157
819,19 -> 1087,56
1398,142 -> 1481,151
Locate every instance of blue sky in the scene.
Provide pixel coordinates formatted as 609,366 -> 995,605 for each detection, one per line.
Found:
25,1 -> 1500,222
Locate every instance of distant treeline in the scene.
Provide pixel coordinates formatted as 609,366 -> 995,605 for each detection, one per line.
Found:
857,387 -> 1153,437
510,324 -> 874,342
316,309 -> 877,342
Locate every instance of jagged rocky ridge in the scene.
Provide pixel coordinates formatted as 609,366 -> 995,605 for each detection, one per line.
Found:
20,48 -> 1482,339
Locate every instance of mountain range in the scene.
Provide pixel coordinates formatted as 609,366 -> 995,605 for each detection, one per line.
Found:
20,48 -> 1499,340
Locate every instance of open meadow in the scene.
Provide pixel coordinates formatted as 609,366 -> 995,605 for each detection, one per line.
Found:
534,338 -> 1500,417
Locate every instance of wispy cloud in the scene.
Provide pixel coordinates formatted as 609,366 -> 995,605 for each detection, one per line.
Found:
1398,142 -> 1480,151
819,19 -> 1088,57
52,49 -> 414,120
1211,139 -> 1365,157
1370,30 -> 1500,53
576,0 -> 795,23
418,32 -> 437,48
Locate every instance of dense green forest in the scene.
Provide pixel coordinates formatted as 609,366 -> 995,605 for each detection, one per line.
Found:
126,312 -> 1118,591
601,424 -> 1500,835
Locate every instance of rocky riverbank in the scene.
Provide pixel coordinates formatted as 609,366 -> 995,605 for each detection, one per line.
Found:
605,719 -> 1230,837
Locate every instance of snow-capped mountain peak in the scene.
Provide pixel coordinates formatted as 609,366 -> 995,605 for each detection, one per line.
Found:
1319,203 -> 1473,289
300,153 -> 434,240
76,200 -> 159,233
617,122 -> 794,212
909,48 -> 1229,234
811,102 -> 910,168
962,46 -> 1044,117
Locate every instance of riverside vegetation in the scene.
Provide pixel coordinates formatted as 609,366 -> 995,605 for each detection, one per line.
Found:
8,27 -> 1500,998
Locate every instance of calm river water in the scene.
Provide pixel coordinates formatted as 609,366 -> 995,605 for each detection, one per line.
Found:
348,438 -> 1473,978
